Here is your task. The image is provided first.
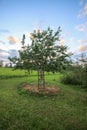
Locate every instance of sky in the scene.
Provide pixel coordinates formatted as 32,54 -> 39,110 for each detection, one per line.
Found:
0,0 -> 87,64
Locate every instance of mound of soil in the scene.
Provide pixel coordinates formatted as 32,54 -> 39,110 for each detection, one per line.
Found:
22,83 -> 60,95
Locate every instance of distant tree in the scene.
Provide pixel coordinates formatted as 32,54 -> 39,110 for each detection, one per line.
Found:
9,27 -> 72,90
9,62 -> 12,68
79,53 -> 87,86
0,60 -> 3,67
5,63 -> 9,68
79,52 -> 87,66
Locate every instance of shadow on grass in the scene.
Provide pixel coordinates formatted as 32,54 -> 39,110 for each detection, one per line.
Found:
0,75 -> 28,79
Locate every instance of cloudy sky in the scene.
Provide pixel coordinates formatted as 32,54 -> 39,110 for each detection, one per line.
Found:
0,0 -> 87,63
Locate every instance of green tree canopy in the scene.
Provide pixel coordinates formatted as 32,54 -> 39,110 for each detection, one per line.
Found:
9,27 -> 72,89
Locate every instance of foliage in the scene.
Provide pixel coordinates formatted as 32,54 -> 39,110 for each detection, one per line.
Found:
61,64 -> 87,89
9,27 -> 72,88
9,27 -> 72,72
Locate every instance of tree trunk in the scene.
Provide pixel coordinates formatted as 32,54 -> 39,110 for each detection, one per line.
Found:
38,68 -> 45,90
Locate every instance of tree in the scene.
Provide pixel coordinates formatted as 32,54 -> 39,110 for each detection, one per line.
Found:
79,52 -> 87,66
0,60 -> 3,67
9,27 -> 72,90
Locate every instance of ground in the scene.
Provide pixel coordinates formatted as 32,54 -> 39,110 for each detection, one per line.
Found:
0,68 -> 87,130
22,83 -> 60,95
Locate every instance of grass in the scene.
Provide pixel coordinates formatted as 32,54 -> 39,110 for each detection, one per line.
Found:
0,67 -> 87,130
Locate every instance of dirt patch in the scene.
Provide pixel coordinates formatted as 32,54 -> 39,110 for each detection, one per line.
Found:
22,83 -> 60,95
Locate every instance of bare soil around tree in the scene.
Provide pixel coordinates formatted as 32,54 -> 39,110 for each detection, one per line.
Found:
22,83 -> 60,95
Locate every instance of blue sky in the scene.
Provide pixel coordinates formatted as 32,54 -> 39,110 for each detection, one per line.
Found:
0,0 -> 87,63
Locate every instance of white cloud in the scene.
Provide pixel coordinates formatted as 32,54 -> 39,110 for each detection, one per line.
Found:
78,45 -> 87,52
8,44 -> 22,51
7,36 -> 20,44
77,39 -> 87,44
68,37 -> 74,44
0,52 -> 9,56
62,32 -> 70,38
26,32 -> 34,39
0,40 -> 5,44
9,49 -> 19,58
78,3 -> 87,17
76,22 -> 87,33
0,44 -> 9,51
59,37 -> 65,45
0,49 -> 9,62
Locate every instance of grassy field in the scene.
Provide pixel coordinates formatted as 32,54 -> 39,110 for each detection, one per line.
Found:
0,67 -> 87,130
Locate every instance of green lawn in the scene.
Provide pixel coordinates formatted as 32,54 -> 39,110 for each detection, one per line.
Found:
0,67 -> 87,130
